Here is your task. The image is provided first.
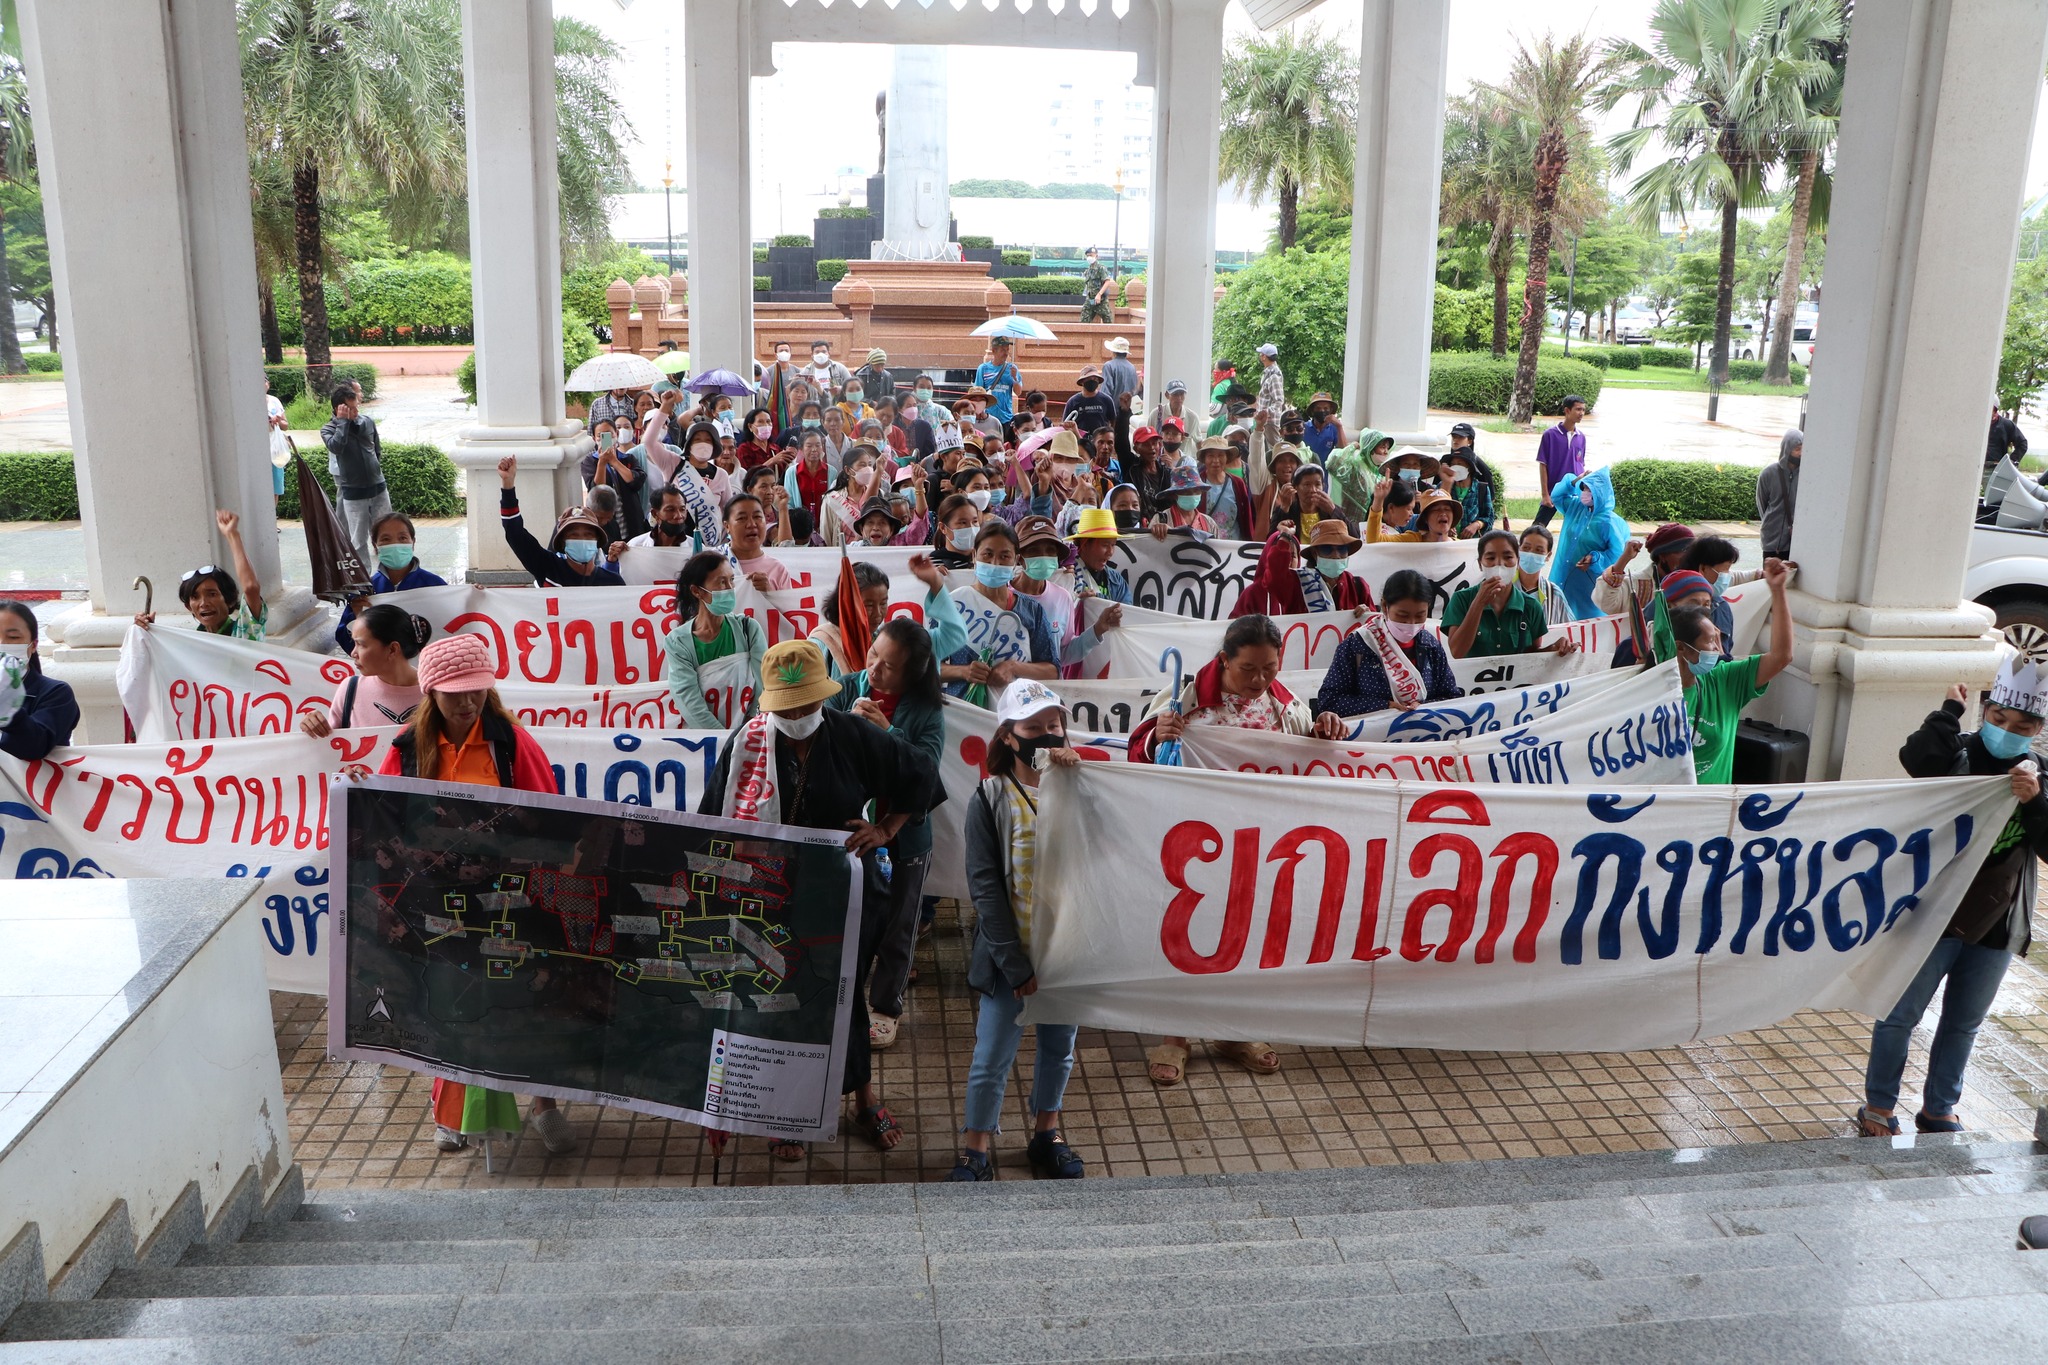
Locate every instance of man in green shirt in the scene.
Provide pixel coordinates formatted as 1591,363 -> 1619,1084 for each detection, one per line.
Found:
1674,557 -> 1792,784
1442,531 -> 1580,660
1079,248 -> 1113,323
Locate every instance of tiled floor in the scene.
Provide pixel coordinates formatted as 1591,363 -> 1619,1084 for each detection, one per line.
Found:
277,900 -> 2048,1191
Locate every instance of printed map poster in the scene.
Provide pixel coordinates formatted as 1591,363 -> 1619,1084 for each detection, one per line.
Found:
329,775 -> 860,1142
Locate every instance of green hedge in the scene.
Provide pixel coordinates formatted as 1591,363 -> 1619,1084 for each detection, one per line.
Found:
770,233 -> 811,248
1000,249 -> 1031,267
324,254 -> 471,344
1426,353 -> 1604,416
1606,459 -> 1759,522
264,361 -> 381,405
1725,358 -> 1807,384
1570,348 -> 1611,371
817,206 -> 869,220
1638,346 -> 1693,369
0,453 -> 80,519
0,443 -> 464,521
1005,276 -> 1088,295
959,234 -> 995,249
23,352 -> 60,374
752,246 -> 769,263
753,275 -> 771,292
277,442 -> 464,519
815,259 -> 849,284
1601,346 -> 1642,370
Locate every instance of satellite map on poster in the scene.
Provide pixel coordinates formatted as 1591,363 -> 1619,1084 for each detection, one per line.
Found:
329,775 -> 859,1141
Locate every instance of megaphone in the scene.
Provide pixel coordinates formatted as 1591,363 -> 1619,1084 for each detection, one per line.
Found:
1997,472 -> 2048,529
1985,454 -> 2021,505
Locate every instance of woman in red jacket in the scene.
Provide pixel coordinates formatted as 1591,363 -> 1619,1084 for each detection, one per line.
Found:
372,633 -> 572,1158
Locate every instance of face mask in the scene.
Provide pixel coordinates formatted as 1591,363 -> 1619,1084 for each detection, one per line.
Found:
988,488 -> 1008,507
1316,556 -> 1346,579
1482,565 -> 1513,585
1444,467 -> 1468,483
802,419 -> 821,430
974,561 -> 1019,588
1164,442 -> 1183,456
1113,510 -> 1140,532
845,389 -> 862,403
1713,573 -> 1731,594
1176,494 -> 1202,511
949,527 -> 978,552
915,389 -> 932,403
1398,468 -> 1420,483
752,424 -> 771,439
1012,732 -> 1065,764
1519,551 -> 1545,576
1024,556 -> 1060,581
1981,721 -> 2036,760
563,539 -> 600,565
966,489 -> 992,511
376,543 -> 415,571
776,349 -> 790,362
1684,646 -> 1721,677
1385,620 -> 1424,644
770,708 -> 825,740
690,443 -> 715,464
703,588 -> 737,616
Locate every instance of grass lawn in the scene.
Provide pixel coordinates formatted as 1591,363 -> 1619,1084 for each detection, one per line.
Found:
1596,369 -> 1808,399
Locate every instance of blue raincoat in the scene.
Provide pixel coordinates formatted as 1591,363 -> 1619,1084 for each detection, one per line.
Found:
1546,468 -> 1629,620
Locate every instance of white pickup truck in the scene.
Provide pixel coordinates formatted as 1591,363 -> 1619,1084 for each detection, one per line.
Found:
1967,521 -> 2048,641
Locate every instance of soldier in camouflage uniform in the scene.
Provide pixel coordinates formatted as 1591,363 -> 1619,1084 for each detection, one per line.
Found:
1079,247 -> 1114,324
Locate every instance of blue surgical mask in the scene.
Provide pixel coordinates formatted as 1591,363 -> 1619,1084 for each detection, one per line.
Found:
1981,721 -> 2035,760
1024,556 -> 1060,581
1714,572 -> 1731,594
802,418 -> 821,429
704,588 -> 738,616
1519,551 -> 1545,576
563,538 -> 600,564
376,543 -> 415,572
974,561 -> 1018,588
1176,493 -> 1202,511
1684,646 -> 1720,677
1398,468 -> 1421,483
1315,556 -> 1346,579
988,488 -> 1008,507
949,527 -> 978,553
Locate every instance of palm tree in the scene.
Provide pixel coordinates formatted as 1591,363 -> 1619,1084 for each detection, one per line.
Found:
1603,0 -> 1838,400
0,6 -> 31,375
1219,25 -> 1357,252
1497,32 -> 1618,425
1763,2 -> 1845,383
1441,88 -> 1532,358
239,0 -> 465,391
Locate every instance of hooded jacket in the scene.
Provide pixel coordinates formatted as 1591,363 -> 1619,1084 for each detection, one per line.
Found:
1756,429 -> 1802,559
1547,468 -> 1629,621
1323,429 -> 1388,522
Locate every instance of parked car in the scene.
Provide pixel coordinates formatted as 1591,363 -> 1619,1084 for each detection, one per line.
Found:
1967,520 -> 2048,645
1789,325 -> 1816,368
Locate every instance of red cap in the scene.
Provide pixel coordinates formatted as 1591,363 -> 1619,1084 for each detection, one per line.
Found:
1133,425 -> 1161,446
1163,417 -> 1186,435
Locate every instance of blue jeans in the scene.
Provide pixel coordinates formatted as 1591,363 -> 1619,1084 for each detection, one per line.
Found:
1864,936 -> 2013,1117
963,989 -> 1077,1135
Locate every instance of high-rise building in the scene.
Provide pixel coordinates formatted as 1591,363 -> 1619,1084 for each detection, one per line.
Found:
1044,82 -> 1152,196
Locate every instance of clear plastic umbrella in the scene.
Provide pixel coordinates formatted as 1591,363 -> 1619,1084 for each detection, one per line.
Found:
564,352 -> 666,391
971,315 -> 1058,341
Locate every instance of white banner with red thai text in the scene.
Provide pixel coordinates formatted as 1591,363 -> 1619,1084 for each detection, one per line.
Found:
1021,763 -> 2010,1050
1177,662 -> 1693,785
0,725 -> 729,993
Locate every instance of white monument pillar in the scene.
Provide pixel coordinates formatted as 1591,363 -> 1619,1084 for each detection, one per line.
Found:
1343,0 -> 1452,445
451,0 -> 588,582
18,0 -> 323,741
877,47 -> 953,261
1144,0 -> 1229,425
684,0 -> 758,380
1756,0 -> 2048,778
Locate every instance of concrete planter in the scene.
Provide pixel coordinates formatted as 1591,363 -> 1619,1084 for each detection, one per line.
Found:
768,246 -> 817,294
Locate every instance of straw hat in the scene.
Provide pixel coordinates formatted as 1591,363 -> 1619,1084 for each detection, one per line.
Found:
1387,447 -> 1441,481
1414,489 -> 1461,521
1067,507 -> 1122,541
1106,336 -> 1131,355
758,641 -> 841,712
1305,518 -> 1362,556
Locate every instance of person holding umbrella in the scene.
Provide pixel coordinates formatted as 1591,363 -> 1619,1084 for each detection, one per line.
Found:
976,336 -> 1023,424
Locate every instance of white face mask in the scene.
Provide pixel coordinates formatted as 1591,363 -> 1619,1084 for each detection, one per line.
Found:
1385,620 -> 1424,644
966,489 -> 993,511
690,443 -> 714,463
1444,467 -> 1468,482
769,708 -> 825,740
1481,565 -> 1513,585
776,349 -> 790,362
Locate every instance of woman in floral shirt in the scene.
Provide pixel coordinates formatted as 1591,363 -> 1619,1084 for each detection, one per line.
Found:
133,508 -> 268,639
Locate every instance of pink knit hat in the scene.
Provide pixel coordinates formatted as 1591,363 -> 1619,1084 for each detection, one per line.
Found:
415,633 -> 498,695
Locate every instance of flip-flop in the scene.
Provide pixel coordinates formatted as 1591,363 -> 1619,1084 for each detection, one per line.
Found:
856,1104 -> 903,1151
1854,1106 -> 1901,1137
1146,1042 -> 1188,1086
1215,1040 -> 1283,1075
1914,1112 -> 1965,1134
769,1138 -> 807,1162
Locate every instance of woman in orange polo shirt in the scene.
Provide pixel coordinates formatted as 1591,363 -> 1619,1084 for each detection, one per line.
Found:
372,633 -> 573,1158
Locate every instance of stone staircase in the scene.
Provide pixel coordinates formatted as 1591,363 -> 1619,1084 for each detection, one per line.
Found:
3,1132 -> 2047,1362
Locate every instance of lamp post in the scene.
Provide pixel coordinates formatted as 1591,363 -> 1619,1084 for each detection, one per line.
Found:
1112,166 -> 1125,292
662,160 -> 676,272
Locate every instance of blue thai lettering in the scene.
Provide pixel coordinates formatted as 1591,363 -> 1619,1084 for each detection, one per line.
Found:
1562,833 -> 1644,964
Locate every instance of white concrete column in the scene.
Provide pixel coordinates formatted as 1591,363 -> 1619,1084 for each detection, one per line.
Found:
684,0 -> 757,379
1754,0 -> 2048,778
1342,0 -> 1451,445
451,0 -> 589,582
18,0 -> 322,741
1142,0 -> 1228,426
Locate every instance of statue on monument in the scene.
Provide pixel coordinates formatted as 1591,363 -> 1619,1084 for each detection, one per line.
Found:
875,91 -> 887,176
874,46 -> 954,262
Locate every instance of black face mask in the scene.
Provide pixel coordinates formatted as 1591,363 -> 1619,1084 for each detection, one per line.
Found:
1163,442 -> 1183,456
1013,732 -> 1065,762
1113,510 -> 1141,532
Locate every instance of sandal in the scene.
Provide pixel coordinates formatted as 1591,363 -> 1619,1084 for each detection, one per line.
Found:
769,1138 -> 807,1162
703,1127 -> 730,1157
1854,1105 -> 1901,1137
1914,1112 -> 1965,1134
855,1104 -> 903,1151
1147,1042 -> 1188,1087
869,1014 -> 900,1050
1215,1040 -> 1283,1075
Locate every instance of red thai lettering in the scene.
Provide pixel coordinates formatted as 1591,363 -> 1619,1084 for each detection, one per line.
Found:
1351,837 -> 1391,961
1481,832 -> 1560,964
1160,822 -> 1258,974
1263,826 -> 1351,967
1403,833 -> 1485,962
